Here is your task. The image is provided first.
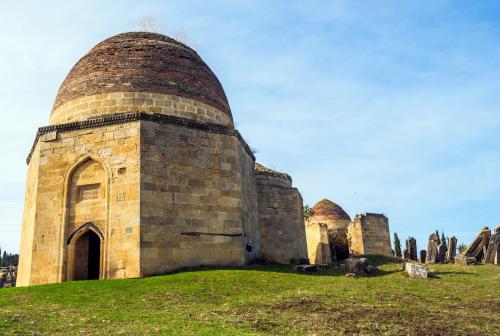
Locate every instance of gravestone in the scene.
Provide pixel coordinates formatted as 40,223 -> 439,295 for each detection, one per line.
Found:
407,237 -> 417,261
484,233 -> 499,265
420,250 -> 427,263
446,236 -> 457,262
403,248 -> 409,260
437,244 -> 447,263
426,233 -> 439,264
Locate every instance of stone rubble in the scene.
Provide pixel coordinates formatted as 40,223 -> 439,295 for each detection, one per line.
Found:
345,258 -> 379,276
0,266 -> 17,288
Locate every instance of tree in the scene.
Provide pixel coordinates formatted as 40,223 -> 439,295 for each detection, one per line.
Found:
393,233 -> 402,258
0,249 -> 19,267
441,232 -> 447,250
458,243 -> 468,255
303,205 -> 313,222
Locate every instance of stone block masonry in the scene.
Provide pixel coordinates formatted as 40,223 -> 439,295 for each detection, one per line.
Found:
347,213 -> 392,257
256,166 -> 308,264
17,112 -> 259,286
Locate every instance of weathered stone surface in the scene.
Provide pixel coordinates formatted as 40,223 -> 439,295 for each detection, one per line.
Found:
345,258 -> 379,276
306,199 -> 351,262
305,223 -> 331,264
406,237 -> 417,261
463,227 -> 491,262
420,250 -> 427,263
455,255 -> 476,266
446,236 -> 457,262
405,263 -> 428,278
52,32 -> 232,122
347,213 -> 393,257
256,164 -> 308,265
426,233 -> 439,264
403,248 -> 409,260
437,244 -> 447,263
484,233 -> 499,265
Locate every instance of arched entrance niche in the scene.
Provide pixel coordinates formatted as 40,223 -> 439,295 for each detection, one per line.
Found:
66,223 -> 103,280
63,157 -> 108,281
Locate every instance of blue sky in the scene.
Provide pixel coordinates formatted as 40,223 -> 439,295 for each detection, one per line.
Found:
1,1 -> 500,253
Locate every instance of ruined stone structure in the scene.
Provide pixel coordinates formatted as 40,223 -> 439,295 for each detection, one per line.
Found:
347,213 -> 393,257
306,199 -> 351,262
255,164 -> 308,264
459,227 -> 491,264
446,236 -> 457,262
426,233 -> 439,264
305,223 -> 331,265
17,32 -> 308,286
405,237 -> 417,261
458,226 -> 499,266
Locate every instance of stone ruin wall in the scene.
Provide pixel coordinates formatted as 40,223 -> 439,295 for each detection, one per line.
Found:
139,120 -> 260,276
17,121 -> 142,286
306,216 -> 350,262
348,213 -> 392,257
305,223 -> 331,264
256,173 -> 308,264
16,142 -> 40,286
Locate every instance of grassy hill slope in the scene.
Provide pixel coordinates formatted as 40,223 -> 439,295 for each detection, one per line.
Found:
1,257 -> 499,335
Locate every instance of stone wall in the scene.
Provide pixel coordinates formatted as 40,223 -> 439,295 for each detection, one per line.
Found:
306,217 -> 350,262
17,121 -> 141,286
139,120 -> 260,276
305,223 -> 331,264
50,92 -> 232,127
348,213 -> 392,257
16,143 -> 40,287
256,173 -> 308,264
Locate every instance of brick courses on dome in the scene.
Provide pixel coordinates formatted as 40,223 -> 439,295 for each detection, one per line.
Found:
52,32 -> 232,124
311,199 -> 351,221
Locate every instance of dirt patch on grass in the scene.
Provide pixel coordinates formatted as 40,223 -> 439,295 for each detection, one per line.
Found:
220,298 -> 497,336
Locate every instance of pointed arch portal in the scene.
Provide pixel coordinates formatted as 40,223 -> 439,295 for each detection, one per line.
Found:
66,223 -> 103,281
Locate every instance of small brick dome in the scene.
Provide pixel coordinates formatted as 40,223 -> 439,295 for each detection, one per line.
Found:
51,32 -> 232,125
311,199 -> 351,221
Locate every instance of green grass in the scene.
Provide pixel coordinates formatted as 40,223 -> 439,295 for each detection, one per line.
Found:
1,256 -> 499,335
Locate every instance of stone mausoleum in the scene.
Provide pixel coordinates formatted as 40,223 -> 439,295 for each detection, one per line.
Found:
17,32 -> 393,287
306,199 -> 392,264
17,32 -> 309,286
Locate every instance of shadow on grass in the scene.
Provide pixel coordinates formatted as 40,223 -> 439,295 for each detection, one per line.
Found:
428,271 -> 476,279
150,254 -> 403,279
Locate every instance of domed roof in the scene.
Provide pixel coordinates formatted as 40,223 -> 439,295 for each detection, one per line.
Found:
311,199 -> 351,221
52,32 -> 231,122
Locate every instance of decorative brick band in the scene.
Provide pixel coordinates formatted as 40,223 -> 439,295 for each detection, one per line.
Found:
27,112 -> 255,164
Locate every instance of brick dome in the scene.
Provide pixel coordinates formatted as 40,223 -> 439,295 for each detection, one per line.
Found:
50,32 -> 232,126
311,199 -> 351,221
